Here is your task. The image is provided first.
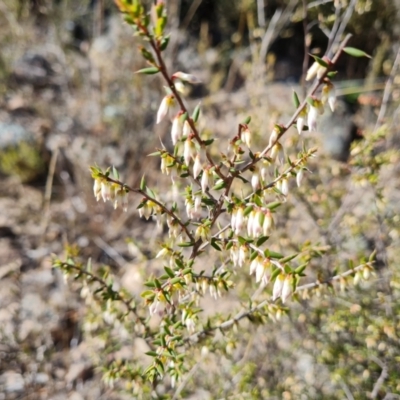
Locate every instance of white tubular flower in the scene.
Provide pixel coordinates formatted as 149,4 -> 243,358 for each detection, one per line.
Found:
270,142 -> 284,165
281,275 -> 293,303
184,137 -> 196,166
307,104 -> 319,132
155,247 -> 169,259
281,177 -> 289,197
114,188 -> 128,212
183,120 -> 191,137
328,88 -> 337,112
141,202 -> 153,220
101,181 -> 111,202
185,197 -> 194,218
194,193 -> 202,214
235,206 -> 244,234
262,209 -> 274,236
272,274 -> 285,300
247,210 -> 255,237
149,300 -> 160,316
201,170 -> 208,193
306,61 -> 326,81
297,107 -> 307,135
249,256 -> 261,276
172,71 -> 202,84
268,127 -> 279,148
251,172 -> 260,192
93,179 -> 101,201
171,114 -> 183,145
193,154 -> 202,179
185,317 -> 196,333
238,245 -> 248,268
157,94 -> 174,124
260,167 -> 268,185
242,127 -> 252,148
230,244 -> 239,267
231,207 -> 237,233
256,259 -> 271,285
296,169 -> 304,187
252,209 -> 263,238
322,82 -> 336,112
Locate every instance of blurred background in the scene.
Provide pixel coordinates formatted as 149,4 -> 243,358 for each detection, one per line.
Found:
1,0 -> 400,399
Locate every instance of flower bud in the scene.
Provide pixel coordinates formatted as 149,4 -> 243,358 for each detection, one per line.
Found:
172,71 -> 202,84
251,168 -> 260,191
296,169 -> 304,187
268,127 -> 279,148
305,61 -> 326,81
242,127 -> 252,148
280,177 -> 289,196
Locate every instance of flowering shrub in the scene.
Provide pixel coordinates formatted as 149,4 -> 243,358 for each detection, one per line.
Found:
53,1 -> 399,398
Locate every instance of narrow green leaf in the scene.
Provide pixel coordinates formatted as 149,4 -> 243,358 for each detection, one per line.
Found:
343,47 -> 371,58
159,34 -> 170,51
170,277 -> 182,285
244,206 -> 253,217
141,290 -> 155,298
271,268 -> 281,281
310,54 -> 329,68
112,166 -> 119,179
212,180 -> 226,191
242,116 -> 251,124
192,103 -> 201,123
280,253 -> 299,263
267,250 -> 284,259
295,264 -> 307,275
327,71 -> 338,78
140,175 -> 146,191
292,91 -> 300,108
256,236 -> 269,247
237,236 -> 247,245
148,151 -> 161,157
284,264 -> 293,274
164,266 -> 175,278
178,242 -> 194,247
210,238 -> 222,251
136,67 -> 160,75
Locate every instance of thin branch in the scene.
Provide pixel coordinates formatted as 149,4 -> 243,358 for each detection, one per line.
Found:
327,0 -> 356,58
58,261 -> 154,344
240,34 -> 353,175
103,175 -> 194,242
374,45 -> 400,130
184,262 -> 368,343
370,357 -> 388,399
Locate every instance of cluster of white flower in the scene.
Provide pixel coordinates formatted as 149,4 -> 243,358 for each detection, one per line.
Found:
93,178 -> 128,212
231,206 -> 274,238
